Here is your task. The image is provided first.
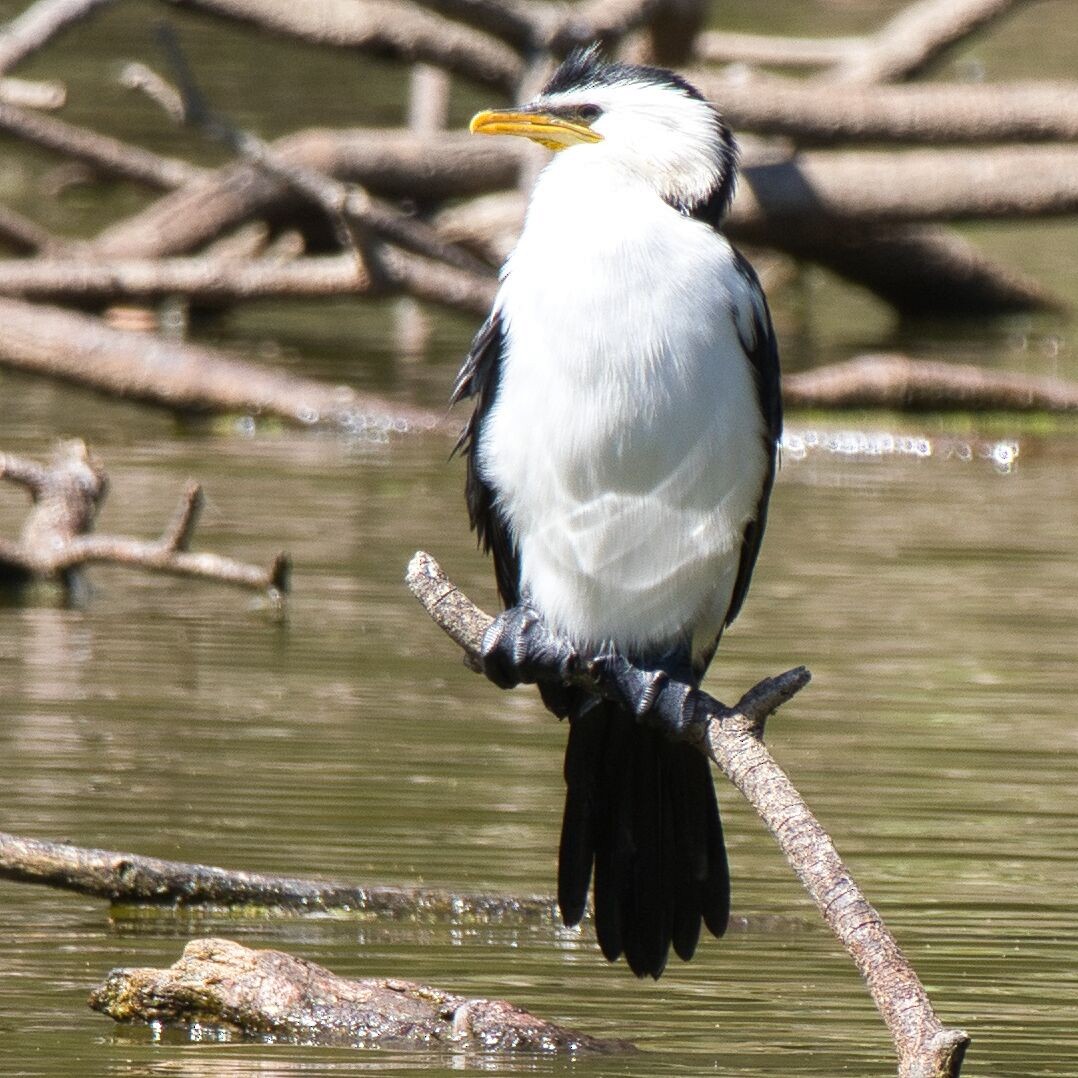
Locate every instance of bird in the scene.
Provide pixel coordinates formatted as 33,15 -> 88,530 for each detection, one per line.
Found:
451,46 -> 782,979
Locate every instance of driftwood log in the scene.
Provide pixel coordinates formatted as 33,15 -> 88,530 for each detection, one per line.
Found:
0,296 -> 444,429
89,937 -> 632,1053
0,829 -> 551,919
406,551 -> 970,1078
0,439 -> 288,595
784,354 -> 1078,413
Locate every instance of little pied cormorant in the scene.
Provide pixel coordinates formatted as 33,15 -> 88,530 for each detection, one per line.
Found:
452,47 -> 782,979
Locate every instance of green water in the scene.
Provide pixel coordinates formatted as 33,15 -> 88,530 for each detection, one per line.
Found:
0,1 -> 1076,1076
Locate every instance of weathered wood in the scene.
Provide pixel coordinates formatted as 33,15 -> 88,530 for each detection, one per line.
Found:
88,937 -> 635,1052
0,829 -> 551,918
163,0 -> 523,92
0,296 -> 445,428
784,354 -> 1078,413
827,0 -> 1028,85
0,99 -> 205,188
0,0 -> 116,74
405,551 -> 970,1078
0,441 -> 288,594
698,73 -> 1078,146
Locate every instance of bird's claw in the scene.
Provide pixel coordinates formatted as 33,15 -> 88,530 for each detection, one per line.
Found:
587,652 -> 699,738
479,604 -> 578,690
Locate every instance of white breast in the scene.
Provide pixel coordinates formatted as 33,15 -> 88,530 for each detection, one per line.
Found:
478,158 -> 767,659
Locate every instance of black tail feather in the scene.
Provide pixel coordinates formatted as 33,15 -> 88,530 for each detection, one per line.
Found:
558,700 -> 729,978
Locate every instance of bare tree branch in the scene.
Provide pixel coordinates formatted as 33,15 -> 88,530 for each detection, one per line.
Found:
161,0 -> 524,92
0,0 -> 117,74
0,296 -> 446,429
730,145 -> 1078,228
695,30 -> 864,69
828,0 -> 1029,85
698,72 -> 1078,146
0,252 -> 495,313
0,440 -> 289,594
91,128 -> 525,258
0,829 -> 551,918
784,354 -> 1078,413
0,75 -> 65,108
405,550 -> 970,1078
0,99 -> 205,188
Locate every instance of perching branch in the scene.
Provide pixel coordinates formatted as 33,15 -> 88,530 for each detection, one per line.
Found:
405,551 -> 970,1078
0,440 -> 289,595
88,937 -> 633,1052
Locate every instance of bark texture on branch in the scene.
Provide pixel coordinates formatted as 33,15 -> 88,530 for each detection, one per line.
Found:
0,441 -> 288,594
0,296 -> 444,429
88,937 -> 634,1052
405,551 -> 970,1078
0,830 -> 551,919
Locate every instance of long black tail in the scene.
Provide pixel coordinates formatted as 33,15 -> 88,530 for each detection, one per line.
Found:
557,699 -> 730,978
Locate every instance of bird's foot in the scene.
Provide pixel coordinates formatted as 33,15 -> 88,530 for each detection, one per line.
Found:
479,603 -> 578,690
585,652 -> 699,739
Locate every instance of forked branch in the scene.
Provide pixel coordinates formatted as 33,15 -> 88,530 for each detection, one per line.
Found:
405,550 -> 970,1078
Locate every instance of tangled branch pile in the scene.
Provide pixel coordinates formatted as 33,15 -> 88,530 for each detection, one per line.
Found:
0,0 -> 1072,423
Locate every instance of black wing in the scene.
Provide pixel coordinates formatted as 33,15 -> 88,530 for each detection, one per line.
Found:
451,307 -> 520,608
724,249 -> 782,628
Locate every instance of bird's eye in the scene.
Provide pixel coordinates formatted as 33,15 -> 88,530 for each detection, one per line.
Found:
576,104 -> 602,123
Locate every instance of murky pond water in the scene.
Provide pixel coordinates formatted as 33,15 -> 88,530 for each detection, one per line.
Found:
0,1 -> 1076,1076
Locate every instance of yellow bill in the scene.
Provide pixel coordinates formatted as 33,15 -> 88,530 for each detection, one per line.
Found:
469,109 -> 602,152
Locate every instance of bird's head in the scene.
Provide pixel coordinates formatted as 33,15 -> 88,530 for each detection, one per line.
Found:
470,46 -> 738,223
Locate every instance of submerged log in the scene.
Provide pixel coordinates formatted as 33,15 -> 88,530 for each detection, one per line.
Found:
0,829 -> 550,919
89,937 -> 633,1052
406,551 -> 970,1078
0,440 -> 288,595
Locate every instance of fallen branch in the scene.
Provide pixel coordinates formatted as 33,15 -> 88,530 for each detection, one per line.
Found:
730,145 -> 1078,228
0,99 -> 205,189
697,73 -> 1078,146
91,128 -> 524,258
0,440 -> 289,594
0,74 -> 65,108
0,829 -> 551,918
0,296 -> 446,428
784,353 -> 1078,413
0,0 -> 117,74
162,0 -> 524,92
405,550 -> 970,1078
827,0 -> 1028,85
0,252 -> 495,310
695,30 -> 864,69
89,937 -> 633,1052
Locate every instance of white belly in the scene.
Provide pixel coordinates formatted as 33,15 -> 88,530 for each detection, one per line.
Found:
478,179 -> 767,658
